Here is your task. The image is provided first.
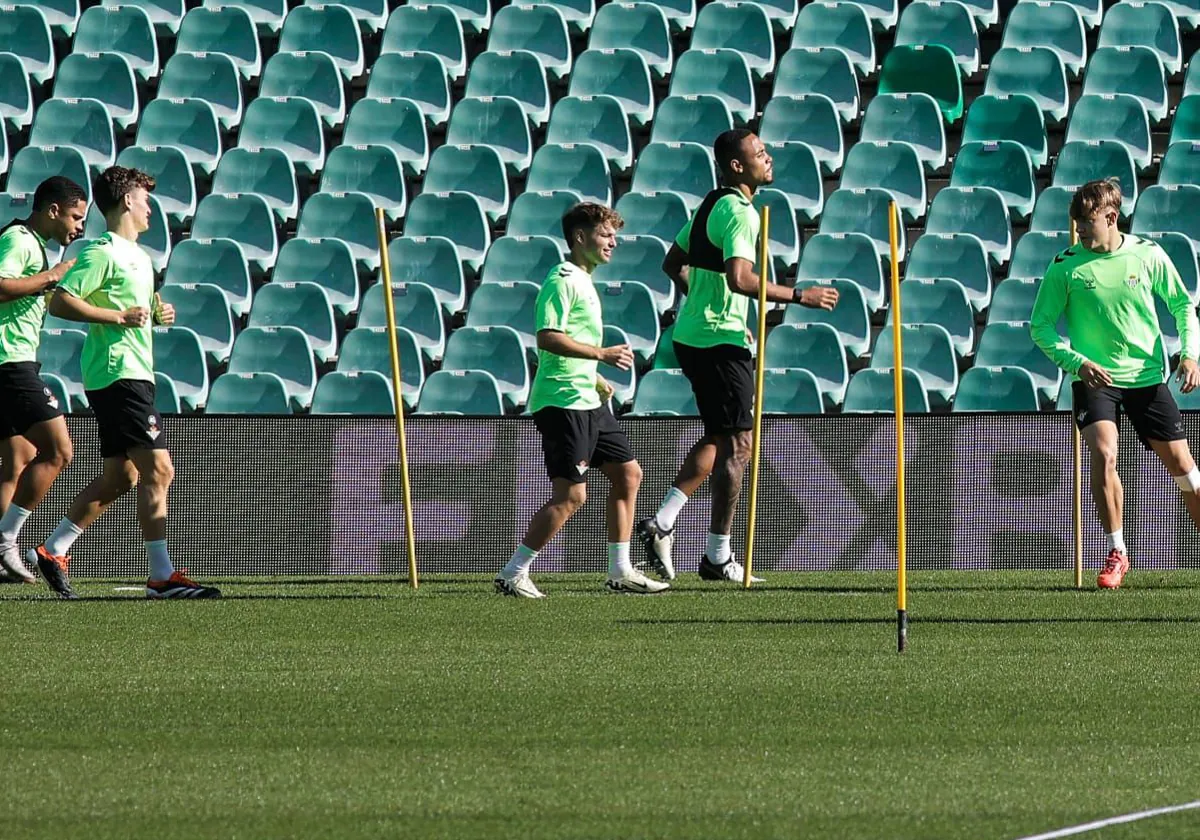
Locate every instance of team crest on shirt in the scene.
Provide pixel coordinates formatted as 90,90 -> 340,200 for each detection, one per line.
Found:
1127,274 -> 1139,288
146,415 -> 160,441
43,387 -> 58,410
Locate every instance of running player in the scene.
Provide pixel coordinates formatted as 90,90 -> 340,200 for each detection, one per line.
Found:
636,130 -> 838,583
495,203 -> 668,598
27,166 -> 220,599
1031,177 -> 1200,589
0,177 -> 87,583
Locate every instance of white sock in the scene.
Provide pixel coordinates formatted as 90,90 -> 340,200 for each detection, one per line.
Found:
607,541 -> 633,577
1106,530 -> 1126,554
44,518 -> 83,556
706,532 -> 731,564
0,503 -> 32,543
502,544 -> 538,577
654,487 -> 688,531
146,539 -> 174,580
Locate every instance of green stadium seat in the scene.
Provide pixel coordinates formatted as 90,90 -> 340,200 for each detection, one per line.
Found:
951,141 -> 1035,220
925,186 -> 1012,265
359,279 -> 447,361
1028,186 -> 1073,233
228,325 -> 317,409
962,94 -> 1048,169
259,51 -> 345,128
796,232 -> 885,311
507,190 -> 583,249
1083,46 -> 1168,124
774,48 -> 860,124
763,142 -> 824,222
417,370 -> 504,415
381,5 -> 466,81
74,5 -> 157,80
238,97 -> 324,177
191,194 -> 278,275
547,95 -> 633,173
0,6 -> 53,85
320,145 -> 407,222
206,372 -> 292,414
764,323 -> 848,407
791,2 -> 874,77
343,97 -> 429,179
53,52 -> 138,130
0,53 -> 32,133
156,282 -> 234,365
693,1 -> 774,79
338,326 -> 424,410
1067,94 -> 1152,171
176,6 -> 259,80
630,143 -> 714,213
465,49 -> 550,127
906,231 -> 992,312
386,234 -> 469,316
629,368 -> 697,416
203,0 -> 285,34
1169,95 -> 1200,145
650,95 -> 732,146
840,141 -> 926,222
1001,1 -> 1086,76
760,368 -> 823,414
569,49 -> 654,127
895,0 -> 979,76
785,279 -> 871,358
842,368 -> 931,413
137,97 -> 223,176
984,47 -> 1069,124
423,144 -> 508,223
615,191 -> 689,243
1098,1 -> 1182,76
442,325 -> 529,409
1131,185 -> 1200,249
598,325 -> 636,408
274,238 -> 360,318
987,277 -> 1040,324
116,146 -> 196,229
759,95 -> 844,175
860,93 -> 947,172
152,326 -> 208,410
1008,231 -> 1069,281
818,188 -> 903,261
29,99 -> 115,173
752,188 -> 800,277
36,329 -> 87,409
163,238 -> 252,317
974,321 -> 1062,404
526,143 -> 611,206
311,370 -> 396,415
279,5 -> 363,81
1051,141 -> 1138,216
877,44 -> 963,123
154,372 -> 182,414
588,2 -> 670,77
6,145 -> 89,200
592,236 -> 672,314
446,96 -> 533,174
157,53 -> 243,131
871,323 -> 958,406
488,4 -> 571,79
296,192 -> 379,271
248,281 -> 337,364
211,147 -> 298,223
596,280 -> 659,365
890,276 -> 974,358
481,236 -> 563,287
365,58 -> 451,134
953,365 -> 1040,411
466,280 -> 541,355
669,49 -> 755,126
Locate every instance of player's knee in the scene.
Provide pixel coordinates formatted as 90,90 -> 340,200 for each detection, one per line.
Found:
731,431 -> 753,464
619,459 -> 643,493
145,458 -> 174,489
47,437 -> 72,471
1096,445 -> 1119,471
564,482 -> 587,511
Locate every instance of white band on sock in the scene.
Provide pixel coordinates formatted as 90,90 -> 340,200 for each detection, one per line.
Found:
607,542 -> 633,576
1174,468 -> 1200,493
706,532 -> 731,564
0,503 -> 32,542
502,544 -> 538,577
655,487 -> 688,531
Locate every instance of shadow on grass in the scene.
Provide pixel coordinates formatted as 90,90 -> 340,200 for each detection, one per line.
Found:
620,616 -> 1200,626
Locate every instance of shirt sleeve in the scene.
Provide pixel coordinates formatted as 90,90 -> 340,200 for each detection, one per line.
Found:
718,204 -> 758,263
673,213 -> 694,253
1030,259 -> 1088,375
57,242 -> 111,303
0,231 -> 37,279
1150,245 -> 1200,362
535,275 -> 575,334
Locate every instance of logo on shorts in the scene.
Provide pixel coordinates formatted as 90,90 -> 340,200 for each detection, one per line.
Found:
575,460 -> 588,475
43,387 -> 58,410
146,415 -> 160,441
1077,410 -> 1088,424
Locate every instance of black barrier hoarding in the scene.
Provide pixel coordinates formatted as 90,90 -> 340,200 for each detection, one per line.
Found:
26,414 -> 1200,578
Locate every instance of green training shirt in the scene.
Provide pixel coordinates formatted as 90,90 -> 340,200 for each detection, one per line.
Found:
528,261 -> 603,413
672,190 -> 759,350
57,232 -> 156,391
0,224 -> 49,365
1030,235 -> 1199,388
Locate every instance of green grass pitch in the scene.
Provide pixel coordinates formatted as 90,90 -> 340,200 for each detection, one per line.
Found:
2,571 -> 1199,840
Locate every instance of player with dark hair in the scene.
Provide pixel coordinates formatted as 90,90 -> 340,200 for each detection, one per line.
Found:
0,177 -> 87,583
26,166 -> 220,599
495,202 -> 668,598
636,129 -> 839,583
1032,177 -> 1200,589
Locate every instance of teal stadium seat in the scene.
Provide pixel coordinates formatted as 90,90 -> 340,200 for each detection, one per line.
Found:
752,188 -> 800,276
962,94 -> 1048,169
877,44 -> 963,123
593,236 -> 673,314
344,97 -> 430,178
359,279 -> 447,361
157,53 -> 243,131
629,369 -> 697,416
507,190 -> 582,250
569,48 -> 655,126
759,94 -> 845,175
1149,0 -> 1200,31
227,326 -> 318,410
116,146 -> 197,229
1144,231 -> 1200,300
785,279 -> 871,358
588,1 -> 671,77
37,329 -> 87,409
0,53 -> 33,133
547,95 -> 633,173
481,236 -> 563,287
29,99 -> 115,173
1157,142 -> 1200,188
154,372 -> 182,414
417,370 -> 505,415
0,6 -> 53,85
442,325 -> 530,409
74,5 -> 158,80
367,53 -> 452,128
386,234 -> 468,316
1083,46 -> 1168,124
652,324 -> 679,370
381,5 -> 466,81
137,98 -> 223,176
925,186 -> 1012,265
1169,95 -> 1200,145
1168,369 -> 1200,409
156,282 -> 235,365
152,326 -> 208,410
840,140 -> 926,222
465,49 -> 551,127
278,4 -> 363,81
984,47 -> 1069,124
861,92 -> 947,172
692,1 -> 775,79
895,0 -> 979,76
190,193 -> 278,275
423,144 -> 509,223
987,277 -> 1040,324
109,0 -> 182,36
1052,141 -> 1138,217
953,366 -> 1040,411
1098,1 -> 1182,76
1131,185 -> 1200,255
53,52 -> 138,130
311,371 -> 395,415
296,192 -> 380,271
842,368 -> 931,413
203,0 -> 285,34
1028,186 -> 1073,233
871,323 -> 958,406
0,195 -> 31,229
651,95 -> 733,146
669,49 -> 755,125
338,326 -> 424,410
163,238 -> 252,317
1058,0 -> 1103,29
843,0 -> 897,30
976,320 -> 1063,402
211,147 -> 299,223
950,140 -> 1036,220
487,3 -> 571,80
1001,1 -> 1086,76
764,323 -> 848,407
599,325 -> 637,409
259,51 -> 345,127
526,143 -> 612,205
466,281 -> 541,355
320,145 -> 407,222
526,0 -> 594,35
6,145 -> 89,200
1067,94 -> 1152,171
176,5 -> 260,80
792,1 -> 874,77
1008,231 -> 1070,282
631,142 -> 715,213
615,191 -> 689,243
818,188 -> 903,261
248,281 -> 337,364
273,238 -> 360,319
446,96 -> 533,174
796,232 -> 885,312
774,48 -> 859,124
764,142 -> 825,222
206,372 -> 292,415
141,196 -> 172,273
891,277 -> 974,358
596,280 -> 659,365
906,231 -> 993,312
762,368 -> 824,414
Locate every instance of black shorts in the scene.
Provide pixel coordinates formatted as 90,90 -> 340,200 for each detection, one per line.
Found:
0,361 -> 63,439
1073,382 -> 1186,449
85,379 -> 167,459
532,405 -> 635,483
674,341 -> 754,435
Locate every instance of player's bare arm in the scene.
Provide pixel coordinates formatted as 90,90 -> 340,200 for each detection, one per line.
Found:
537,329 -> 633,370
662,244 -> 690,295
724,257 -> 839,309
0,259 -> 75,302
49,289 -> 149,327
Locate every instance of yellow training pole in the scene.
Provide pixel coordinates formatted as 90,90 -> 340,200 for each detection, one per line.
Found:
888,201 -> 908,653
376,208 -> 419,590
1070,218 -> 1083,589
743,205 -> 771,589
